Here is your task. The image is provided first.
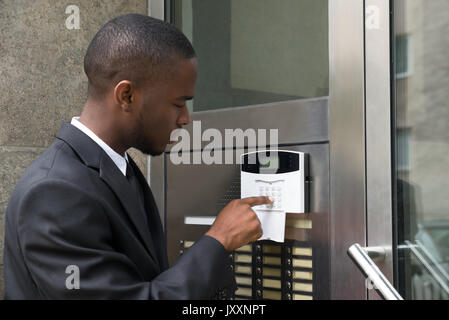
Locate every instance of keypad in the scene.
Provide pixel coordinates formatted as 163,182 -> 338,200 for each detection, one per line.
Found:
256,181 -> 284,209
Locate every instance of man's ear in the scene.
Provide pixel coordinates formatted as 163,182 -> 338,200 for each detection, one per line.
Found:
114,80 -> 134,111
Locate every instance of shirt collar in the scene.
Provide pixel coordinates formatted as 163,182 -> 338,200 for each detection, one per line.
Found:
70,116 -> 128,176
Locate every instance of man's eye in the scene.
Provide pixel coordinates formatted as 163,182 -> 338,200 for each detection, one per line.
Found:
174,104 -> 184,108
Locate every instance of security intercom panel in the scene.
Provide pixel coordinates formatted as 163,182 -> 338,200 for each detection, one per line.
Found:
174,145 -> 330,300
241,150 -> 308,213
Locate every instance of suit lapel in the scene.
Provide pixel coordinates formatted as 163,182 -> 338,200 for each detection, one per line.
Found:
98,153 -> 161,271
56,122 -> 161,271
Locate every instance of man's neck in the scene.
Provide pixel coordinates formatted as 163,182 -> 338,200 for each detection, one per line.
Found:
79,103 -> 128,156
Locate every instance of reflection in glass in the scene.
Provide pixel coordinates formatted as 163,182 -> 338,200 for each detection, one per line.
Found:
173,0 -> 329,112
394,0 -> 449,300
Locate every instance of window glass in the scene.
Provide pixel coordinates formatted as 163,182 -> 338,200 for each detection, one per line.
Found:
394,0 -> 449,300
173,0 -> 329,112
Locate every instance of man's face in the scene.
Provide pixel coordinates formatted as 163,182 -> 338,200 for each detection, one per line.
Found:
132,57 -> 197,156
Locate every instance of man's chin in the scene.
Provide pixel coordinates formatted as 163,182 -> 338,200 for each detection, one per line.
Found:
142,149 -> 165,156
138,145 -> 167,157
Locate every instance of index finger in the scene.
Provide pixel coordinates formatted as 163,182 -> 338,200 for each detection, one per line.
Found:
240,196 -> 274,207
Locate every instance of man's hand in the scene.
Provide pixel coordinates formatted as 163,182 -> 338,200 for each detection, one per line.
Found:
205,196 -> 273,251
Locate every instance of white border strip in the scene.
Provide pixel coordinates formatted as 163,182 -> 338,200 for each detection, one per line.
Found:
184,216 -> 216,226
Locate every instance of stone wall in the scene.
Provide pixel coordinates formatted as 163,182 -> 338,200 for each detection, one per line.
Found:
0,0 -> 148,299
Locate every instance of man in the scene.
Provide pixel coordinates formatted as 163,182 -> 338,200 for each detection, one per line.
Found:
3,14 -> 272,299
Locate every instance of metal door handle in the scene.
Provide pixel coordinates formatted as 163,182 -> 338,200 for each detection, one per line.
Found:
348,243 -> 403,300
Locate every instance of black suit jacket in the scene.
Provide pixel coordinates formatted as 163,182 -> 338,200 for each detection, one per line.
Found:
3,122 -> 236,299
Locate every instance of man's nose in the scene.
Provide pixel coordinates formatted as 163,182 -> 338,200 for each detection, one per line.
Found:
177,105 -> 191,126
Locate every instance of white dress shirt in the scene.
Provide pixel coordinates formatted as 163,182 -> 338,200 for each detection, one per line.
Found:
71,116 -> 128,176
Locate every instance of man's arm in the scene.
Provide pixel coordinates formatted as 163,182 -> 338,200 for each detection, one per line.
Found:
16,179 -> 235,299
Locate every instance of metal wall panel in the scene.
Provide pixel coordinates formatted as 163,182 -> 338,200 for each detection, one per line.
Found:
150,0 -> 374,300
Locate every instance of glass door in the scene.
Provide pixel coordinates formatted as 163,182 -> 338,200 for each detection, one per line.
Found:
361,0 -> 449,300
393,0 -> 449,300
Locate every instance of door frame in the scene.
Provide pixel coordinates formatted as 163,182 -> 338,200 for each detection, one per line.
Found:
364,0 -> 395,299
329,0 -> 366,299
330,0 -> 395,299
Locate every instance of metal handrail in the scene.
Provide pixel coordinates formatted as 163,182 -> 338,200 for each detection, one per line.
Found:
348,243 -> 403,300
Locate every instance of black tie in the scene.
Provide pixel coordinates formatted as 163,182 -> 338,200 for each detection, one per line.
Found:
126,161 -> 167,269
126,162 -> 149,227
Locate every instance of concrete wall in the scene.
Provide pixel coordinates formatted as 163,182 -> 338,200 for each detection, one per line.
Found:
0,0 -> 148,299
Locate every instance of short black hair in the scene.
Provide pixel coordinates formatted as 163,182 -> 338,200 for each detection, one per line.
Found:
84,14 -> 196,98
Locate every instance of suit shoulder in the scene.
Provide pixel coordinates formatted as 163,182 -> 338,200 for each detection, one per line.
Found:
7,139 -> 99,207
14,139 -> 78,185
